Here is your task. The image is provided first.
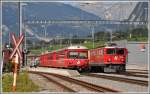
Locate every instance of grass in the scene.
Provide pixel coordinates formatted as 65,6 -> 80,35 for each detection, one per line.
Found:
2,71 -> 39,92
83,41 -> 105,49
127,37 -> 148,42
30,44 -> 68,54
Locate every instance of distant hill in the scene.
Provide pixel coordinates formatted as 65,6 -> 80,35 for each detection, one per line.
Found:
3,3 -> 100,39
2,2 -> 147,44
2,2 -> 102,43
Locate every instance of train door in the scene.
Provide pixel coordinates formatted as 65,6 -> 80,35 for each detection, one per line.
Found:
58,51 -> 65,67
48,54 -> 53,67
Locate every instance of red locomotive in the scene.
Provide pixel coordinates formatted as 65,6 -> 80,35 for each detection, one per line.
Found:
39,45 -> 89,72
89,44 -> 128,72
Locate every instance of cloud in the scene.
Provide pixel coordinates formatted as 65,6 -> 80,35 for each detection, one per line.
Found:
23,24 -> 53,42
2,25 -> 9,32
23,24 -> 34,36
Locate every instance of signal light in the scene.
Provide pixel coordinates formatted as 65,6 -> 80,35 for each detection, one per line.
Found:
77,61 -> 80,64
121,58 -> 124,62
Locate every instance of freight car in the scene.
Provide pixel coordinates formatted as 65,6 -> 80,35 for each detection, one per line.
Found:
89,45 -> 128,72
39,45 -> 89,72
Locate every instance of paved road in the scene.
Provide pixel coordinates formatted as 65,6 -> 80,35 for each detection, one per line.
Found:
126,42 -> 148,67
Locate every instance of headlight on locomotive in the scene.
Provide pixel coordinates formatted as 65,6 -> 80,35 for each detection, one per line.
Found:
77,61 -> 80,64
107,58 -> 111,62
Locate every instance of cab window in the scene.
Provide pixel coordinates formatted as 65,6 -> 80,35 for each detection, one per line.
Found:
116,49 -> 124,55
68,51 -> 88,59
79,52 -> 88,59
106,49 -> 115,54
68,52 -> 78,59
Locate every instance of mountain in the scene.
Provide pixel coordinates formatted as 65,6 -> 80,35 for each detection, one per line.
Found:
2,2 -> 147,44
24,2 -> 100,21
68,2 -> 138,20
2,2 -> 101,43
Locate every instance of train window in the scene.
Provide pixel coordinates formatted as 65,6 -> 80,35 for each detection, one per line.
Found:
68,52 -> 78,59
79,52 -> 88,59
116,49 -> 124,55
106,49 -> 115,54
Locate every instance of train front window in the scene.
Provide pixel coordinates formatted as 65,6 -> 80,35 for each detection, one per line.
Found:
68,52 -> 78,59
106,49 -> 115,54
116,49 -> 124,55
68,52 -> 88,59
79,52 -> 88,59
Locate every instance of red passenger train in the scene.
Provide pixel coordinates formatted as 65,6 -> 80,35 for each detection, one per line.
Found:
39,45 -> 89,72
39,44 -> 128,72
89,45 -> 128,72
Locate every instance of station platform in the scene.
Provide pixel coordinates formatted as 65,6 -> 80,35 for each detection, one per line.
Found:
26,67 -> 80,77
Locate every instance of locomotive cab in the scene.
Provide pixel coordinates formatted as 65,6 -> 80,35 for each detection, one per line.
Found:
103,47 -> 128,72
66,46 -> 89,72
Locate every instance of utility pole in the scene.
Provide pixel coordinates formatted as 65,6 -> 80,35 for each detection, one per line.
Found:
42,25 -> 47,52
69,33 -> 72,46
18,2 -> 23,69
0,1 -> 2,92
22,3 -> 28,66
110,30 -> 112,43
91,25 -> 95,48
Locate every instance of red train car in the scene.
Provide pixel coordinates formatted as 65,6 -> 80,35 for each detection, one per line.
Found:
39,45 -> 89,72
89,46 -> 128,72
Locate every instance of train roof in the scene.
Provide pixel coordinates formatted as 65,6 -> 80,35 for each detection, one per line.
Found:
41,45 -> 88,55
104,46 -> 126,48
67,45 -> 88,50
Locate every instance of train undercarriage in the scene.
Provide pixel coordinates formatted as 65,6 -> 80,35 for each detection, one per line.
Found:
89,64 -> 126,73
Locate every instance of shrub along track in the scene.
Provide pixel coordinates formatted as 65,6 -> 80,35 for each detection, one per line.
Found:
29,71 -> 119,92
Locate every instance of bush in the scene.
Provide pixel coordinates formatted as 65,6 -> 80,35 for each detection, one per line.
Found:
4,62 -> 14,72
2,71 -> 39,92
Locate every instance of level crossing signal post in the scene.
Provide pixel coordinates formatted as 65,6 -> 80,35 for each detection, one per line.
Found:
9,33 -> 24,92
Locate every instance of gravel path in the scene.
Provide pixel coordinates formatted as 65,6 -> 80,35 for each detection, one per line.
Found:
29,73 -> 70,92
29,73 -> 98,93
43,74 -> 97,92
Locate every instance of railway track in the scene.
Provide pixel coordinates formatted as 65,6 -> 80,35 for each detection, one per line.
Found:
85,73 -> 148,86
107,72 -> 148,78
126,71 -> 148,75
30,71 -> 75,92
29,71 -> 119,92
127,69 -> 148,72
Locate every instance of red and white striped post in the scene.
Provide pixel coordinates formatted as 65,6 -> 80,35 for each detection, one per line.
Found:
9,33 -> 24,92
12,53 -> 19,92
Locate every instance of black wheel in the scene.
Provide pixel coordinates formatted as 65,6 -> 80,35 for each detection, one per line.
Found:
77,67 -> 82,72
82,67 -> 90,73
117,65 -> 126,73
100,67 -> 104,73
120,65 -> 126,72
